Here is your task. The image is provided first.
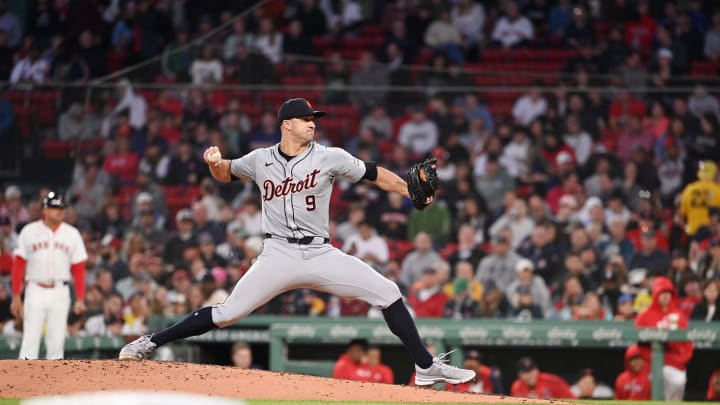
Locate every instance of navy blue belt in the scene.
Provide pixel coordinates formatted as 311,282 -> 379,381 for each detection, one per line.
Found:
265,233 -> 329,245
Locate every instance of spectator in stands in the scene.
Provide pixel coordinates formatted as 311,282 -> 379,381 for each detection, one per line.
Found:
625,0 -> 656,52
447,225 -> 485,270
562,115 -> 593,168
451,0 -> 485,56
564,6 -> 595,48
121,291 -> 150,335
397,105 -> 438,156
491,1 -> 534,49
548,0 -> 572,37
162,26 -> 194,82
359,104 -> 392,140
113,79 -> 147,133
424,8 -> 463,65
163,209 -> 198,268
511,357 -> 575,399
680,161 -> 720,236
349,51 -> 389,111
84,292 -> 124,336
473,155 -> 515,216
518,221 -> 561,285
248,111 -> 280,151
58,102 -> 100,141
408,265 -> 448,318
572,291 -> 607,320
225,41 -> 275,84
614,292 -> 636,321
443,277 -> 479,319
476,233 -> 520,291
447,350 -> 503,394
0,1 -> 20,48
628,228 -> 670,275
489,199 -> 534,249
321,0 -> 363,37
691,279 -> 720,322
400,232 -> 442,289
618,51 -> 647,96
372,193 -> 409,242
408,192 -> 451,244
76,30 -> 106,78
284,19 -> 312,57
512,84 -> 547,127
10,43 -> 47,85
554,275 -> 585,320
103,135 -> 139,186
343,220 -> 389,268
689,85 -> 720,121
332,338 -> 369,382
190,44 -> 223,85
506,258 -> 552,318
231,341 -> 260,369
223,18 -> 254,61
1,185 -> 28,232
164,138 -> 203,185
254,17 -> 283,65
191,201 -> 224,245
501,127 -> 532,179
65,164 -> 106,222
704,11 -> 720,61
182,90 -> 216,127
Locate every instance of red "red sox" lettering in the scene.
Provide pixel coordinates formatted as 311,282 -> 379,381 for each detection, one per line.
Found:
31,240 -> 70,253
263,169 -> 321,201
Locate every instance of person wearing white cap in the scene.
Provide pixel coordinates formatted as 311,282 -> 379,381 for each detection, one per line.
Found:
504,258 -> 553,318
1,185 -> 28,231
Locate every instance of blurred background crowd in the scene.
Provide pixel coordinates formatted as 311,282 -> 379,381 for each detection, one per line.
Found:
1,0 -> 720,399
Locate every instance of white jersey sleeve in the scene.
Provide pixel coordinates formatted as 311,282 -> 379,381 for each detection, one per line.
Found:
230,149 -> 260,180
327,147 -> 366,183
70,227 -> 88,264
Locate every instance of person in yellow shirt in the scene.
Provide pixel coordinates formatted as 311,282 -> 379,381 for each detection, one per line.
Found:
443,261 -> 483,301
680,161 -> 720,235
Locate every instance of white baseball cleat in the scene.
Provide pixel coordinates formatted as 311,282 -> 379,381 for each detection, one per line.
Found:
414,350 -> 476,386
118,335 -> 157,360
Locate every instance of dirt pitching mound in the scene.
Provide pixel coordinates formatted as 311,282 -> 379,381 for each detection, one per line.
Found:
0,360 -> 562,403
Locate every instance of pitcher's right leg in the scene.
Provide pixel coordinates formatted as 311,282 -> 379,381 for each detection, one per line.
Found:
120,239 -> 299,360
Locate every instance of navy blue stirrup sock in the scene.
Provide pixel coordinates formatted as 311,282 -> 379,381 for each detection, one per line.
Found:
382,298 -> 433,368
150,307 -> 216,346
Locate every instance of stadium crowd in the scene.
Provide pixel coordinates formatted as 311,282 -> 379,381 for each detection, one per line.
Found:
1,0 -> 720,400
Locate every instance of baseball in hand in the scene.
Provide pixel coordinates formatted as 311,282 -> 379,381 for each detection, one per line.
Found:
207,150 -> 222,164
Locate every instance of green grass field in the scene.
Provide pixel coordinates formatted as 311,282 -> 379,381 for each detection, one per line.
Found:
3,399 -> 720,405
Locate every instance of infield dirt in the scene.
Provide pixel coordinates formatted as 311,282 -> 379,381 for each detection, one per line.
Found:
0,360 -> 564,403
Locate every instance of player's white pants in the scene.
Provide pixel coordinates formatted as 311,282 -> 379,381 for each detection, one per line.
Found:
662,365 -> 686,401
19,282 -> 71,359
212,239 -> 402,327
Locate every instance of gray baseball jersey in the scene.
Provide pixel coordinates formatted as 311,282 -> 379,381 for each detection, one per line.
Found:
230,142 -> 365,239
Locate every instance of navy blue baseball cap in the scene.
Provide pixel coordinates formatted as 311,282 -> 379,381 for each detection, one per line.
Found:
43,191 -> 65,209
277,98 -> 326,125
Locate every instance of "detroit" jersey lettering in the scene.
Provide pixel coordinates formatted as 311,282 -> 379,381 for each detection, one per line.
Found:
230,143 -> 365,239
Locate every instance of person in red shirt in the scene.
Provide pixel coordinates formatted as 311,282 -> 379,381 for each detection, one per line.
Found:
408,267 -> 448,318
635,276 -> 694,401
614,344 -> 651,400
446,350 -> 503,394
365,346 -> 394,384
707,370 -> 720,400
510,357 -> 576,399
331,339 -> 372,382
102,134 -> 139,185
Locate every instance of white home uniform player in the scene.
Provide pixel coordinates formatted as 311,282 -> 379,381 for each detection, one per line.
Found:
120,98 -> 474,386
11,192 -> 87,359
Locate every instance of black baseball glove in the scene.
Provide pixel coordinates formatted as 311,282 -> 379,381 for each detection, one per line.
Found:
406,158 -> 439,210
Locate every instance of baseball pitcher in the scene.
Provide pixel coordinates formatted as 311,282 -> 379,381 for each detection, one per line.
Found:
11,192 -> 87,359
120,98 -> 475,386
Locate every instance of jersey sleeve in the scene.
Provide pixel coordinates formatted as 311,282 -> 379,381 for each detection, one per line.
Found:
327,147 -> 366,183
230,149 -> 259,180
70,228 -> 89,264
